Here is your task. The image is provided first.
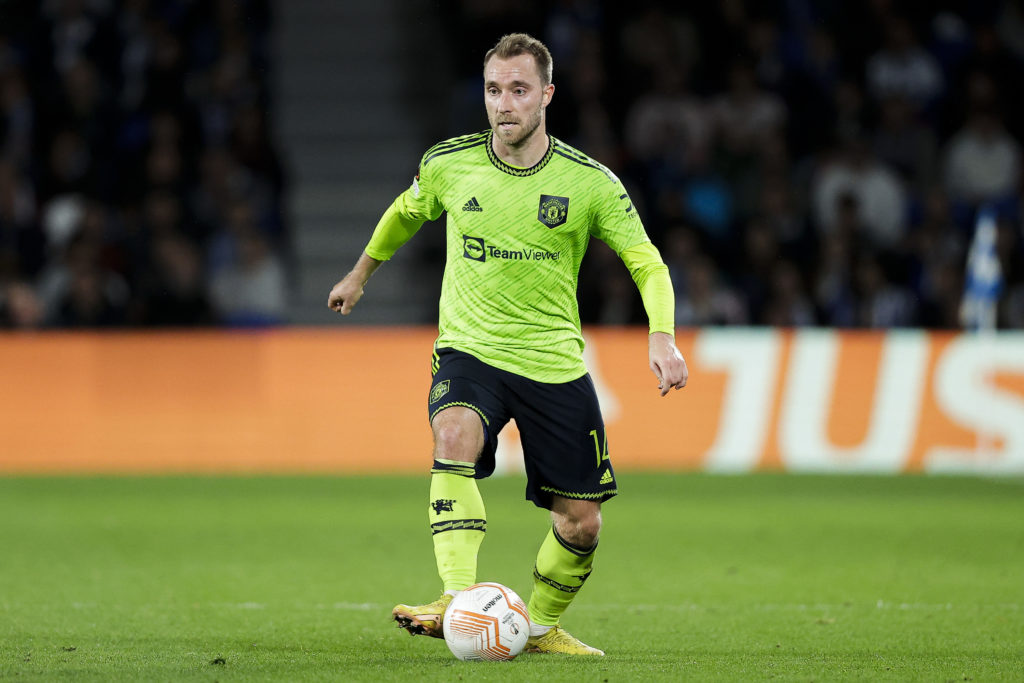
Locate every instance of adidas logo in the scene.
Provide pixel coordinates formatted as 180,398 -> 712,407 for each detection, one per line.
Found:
599,469 -> 613,485
462,197 -> 483,212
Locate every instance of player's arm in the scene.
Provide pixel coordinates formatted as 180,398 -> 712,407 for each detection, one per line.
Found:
329,160 -> 442,315
619,242 -> 688,396
327,202 -> 426,314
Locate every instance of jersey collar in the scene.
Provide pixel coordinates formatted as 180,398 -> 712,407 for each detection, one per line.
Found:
486,131 -> 554,177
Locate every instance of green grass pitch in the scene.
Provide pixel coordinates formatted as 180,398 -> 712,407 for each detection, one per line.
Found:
1,473 -> 1022,681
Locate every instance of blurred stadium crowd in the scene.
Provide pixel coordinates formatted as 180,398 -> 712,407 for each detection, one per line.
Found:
0,0 -> 286,328
3,1 -> 1024,330
443,0 -> 1024,329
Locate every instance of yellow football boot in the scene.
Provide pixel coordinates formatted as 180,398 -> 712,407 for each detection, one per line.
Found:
392,593 -> 453,638
525,625 -> 605,655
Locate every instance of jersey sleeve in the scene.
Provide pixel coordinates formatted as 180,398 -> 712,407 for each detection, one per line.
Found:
590,172 -> 674,334
364,201 -> 425,261
364,152 -> 446,261
589,174 -> 650,254
394,155 -> 445,222
620,242 -> 676,335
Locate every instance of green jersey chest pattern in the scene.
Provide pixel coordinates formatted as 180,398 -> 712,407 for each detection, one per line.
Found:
397,131 -> 650,383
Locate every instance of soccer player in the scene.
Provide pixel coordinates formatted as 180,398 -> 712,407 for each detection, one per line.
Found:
327,33 -> 687,655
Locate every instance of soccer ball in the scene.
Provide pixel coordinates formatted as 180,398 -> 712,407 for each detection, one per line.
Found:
443,582 -> 531,661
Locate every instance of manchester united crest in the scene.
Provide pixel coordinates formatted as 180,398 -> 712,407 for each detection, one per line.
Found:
429,380 -> 450,404
537,194 -> 569,228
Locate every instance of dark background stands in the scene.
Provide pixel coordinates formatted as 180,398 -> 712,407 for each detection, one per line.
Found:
2,0 -> 1024,330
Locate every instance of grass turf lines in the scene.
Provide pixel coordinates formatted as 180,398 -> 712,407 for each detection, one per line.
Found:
1,473 -> 1022,681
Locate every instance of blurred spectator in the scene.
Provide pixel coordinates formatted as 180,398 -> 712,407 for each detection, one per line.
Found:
37,230 -> 129,325
943,104 -> 1021,207
578,240 -> 645,325
619,5 -> 700,83
674,256 -> 748,326
853,252 -> 918,327
812,139 -> 907,249
735,218 -> 779,321
678,145 -> 734,244
209,226 -> 286,327
762,260 -> 816,326
784,26 -> 842,157
0,68 -> 34,166
0,159 -> 44,279
53,258 -> 128,327
872,95 -> 937,193
814,199 -> 865,327
908,190 -> 966,328
1006,283 -> 1024,327
997,0 -> 1024,63
746,16 -> 785,93
0,280 -> 45,329
624,65 -> 711,177
708,59 -> 787,162
831,80 -> 869,147
133,231 -> 214,327
756,170 -> 805,249
866,16 -> 944,110
660,224 -> 701,299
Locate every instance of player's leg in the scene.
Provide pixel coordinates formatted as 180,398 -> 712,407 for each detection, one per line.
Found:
427,406 -> 487,594
530,496 -> 601,624
512,372 -> 614,655
525,496 -> 604,654
393,406 -> 486,637
393,348 -> 508,638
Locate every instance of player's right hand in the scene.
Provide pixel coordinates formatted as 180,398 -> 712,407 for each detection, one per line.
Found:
327,275 -> 363,315
328,253 -> 383,315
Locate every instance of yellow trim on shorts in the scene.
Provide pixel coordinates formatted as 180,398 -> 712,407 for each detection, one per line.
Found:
539,486 -> 617,500
430,401 -> 489,426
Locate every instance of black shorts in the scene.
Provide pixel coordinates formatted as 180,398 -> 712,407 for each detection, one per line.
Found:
426,347 -> 617,509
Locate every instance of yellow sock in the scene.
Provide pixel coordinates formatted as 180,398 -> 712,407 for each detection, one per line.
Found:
428,461 -> 486,592
527,526 -> 596,626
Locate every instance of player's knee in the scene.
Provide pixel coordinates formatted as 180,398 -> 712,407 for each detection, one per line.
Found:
554,505 -> 601,549
431,409 -> 483,463
575,511 -> 601,548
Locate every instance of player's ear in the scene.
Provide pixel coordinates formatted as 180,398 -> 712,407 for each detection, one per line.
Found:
542,83 -> 554,108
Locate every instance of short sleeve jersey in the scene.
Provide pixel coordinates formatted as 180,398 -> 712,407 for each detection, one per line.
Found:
394,130 -> 650,383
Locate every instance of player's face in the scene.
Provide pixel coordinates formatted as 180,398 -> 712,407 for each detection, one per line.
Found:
484,54 -> 554,148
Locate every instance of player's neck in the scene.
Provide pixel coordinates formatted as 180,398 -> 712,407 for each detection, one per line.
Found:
491,127 -> 549,169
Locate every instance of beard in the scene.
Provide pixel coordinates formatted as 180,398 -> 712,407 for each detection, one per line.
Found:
489,102 -> 544,147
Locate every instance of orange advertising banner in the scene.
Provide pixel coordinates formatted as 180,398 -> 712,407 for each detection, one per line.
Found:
1,328 -> 1022,474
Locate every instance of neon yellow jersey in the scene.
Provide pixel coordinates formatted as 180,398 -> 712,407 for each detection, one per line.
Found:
394,131 -> 651,383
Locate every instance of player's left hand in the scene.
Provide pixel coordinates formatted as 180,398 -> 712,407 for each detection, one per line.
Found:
649,331 -> 687,397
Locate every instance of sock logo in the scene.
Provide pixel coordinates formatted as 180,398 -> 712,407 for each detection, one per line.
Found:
431,498 -> 456,515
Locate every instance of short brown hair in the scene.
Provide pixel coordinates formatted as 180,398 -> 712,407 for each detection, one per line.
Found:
483,33 -> 553,85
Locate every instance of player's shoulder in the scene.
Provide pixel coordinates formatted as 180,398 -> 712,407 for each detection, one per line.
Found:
550,136 -> 618,183
421,130 -> 490,168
